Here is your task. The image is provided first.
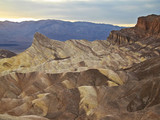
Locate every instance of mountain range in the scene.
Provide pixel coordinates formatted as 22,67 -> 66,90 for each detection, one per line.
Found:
0,14 -> 160,120
0,20 -> 123,53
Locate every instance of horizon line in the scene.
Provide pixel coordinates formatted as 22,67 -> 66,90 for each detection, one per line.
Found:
0,18 -> 135,27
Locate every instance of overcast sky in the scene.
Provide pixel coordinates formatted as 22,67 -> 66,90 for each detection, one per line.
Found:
0,0 -> 159,26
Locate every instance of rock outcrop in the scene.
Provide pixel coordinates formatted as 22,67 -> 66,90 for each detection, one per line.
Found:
135,14 -> 160,35
0,32 -> 143,77
0,14 -> 160,120
107,14 -> 160,59
0,49 -> 16,59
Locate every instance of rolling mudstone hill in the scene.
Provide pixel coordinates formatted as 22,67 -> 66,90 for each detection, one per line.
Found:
0,14 -> 160,120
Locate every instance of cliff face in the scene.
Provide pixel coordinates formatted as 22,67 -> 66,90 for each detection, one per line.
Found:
135,14 -> 160,35
108,28 -> 137,45
0,14 -> 160,120
108,14 -> 160,43
108,14 -> 160,58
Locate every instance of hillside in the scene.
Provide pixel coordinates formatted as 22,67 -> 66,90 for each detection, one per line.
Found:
0,14 -> 159,120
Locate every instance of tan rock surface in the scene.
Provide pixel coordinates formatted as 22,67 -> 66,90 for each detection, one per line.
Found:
0,14 -> 160,120
0,32 -> 143,76
108,14 -> 160,58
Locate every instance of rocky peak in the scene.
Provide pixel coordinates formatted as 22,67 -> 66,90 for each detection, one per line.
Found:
108,14 -> 160,45
135,14 -> 160,34
33,32 -> 54,47
32,32 -> 65,50
107,14 -> 160,58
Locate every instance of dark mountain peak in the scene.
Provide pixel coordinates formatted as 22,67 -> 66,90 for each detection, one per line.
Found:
0,49 -> 16,59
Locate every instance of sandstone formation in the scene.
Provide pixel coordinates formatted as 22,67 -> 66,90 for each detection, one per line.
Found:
0,14 -> 160,120
135,14 -> 160,35
0,32 -> 143,77
0,49 -> 16,59
108,14 -> 160,58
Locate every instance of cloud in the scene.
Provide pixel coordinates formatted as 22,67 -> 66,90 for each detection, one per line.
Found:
0,0 -> 159,24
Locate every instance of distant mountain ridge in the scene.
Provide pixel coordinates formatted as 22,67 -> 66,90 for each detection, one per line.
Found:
0,49 -> 16,59
0,20 -> 124,53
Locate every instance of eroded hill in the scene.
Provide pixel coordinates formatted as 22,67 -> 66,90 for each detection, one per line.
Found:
0,14 -> 160,120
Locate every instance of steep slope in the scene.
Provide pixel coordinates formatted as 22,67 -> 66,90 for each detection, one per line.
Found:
0,57 -> 160,120
0,69 -> 109,119
0,32 -> 143,77
0,20 -> 123,52
135,14 -> 160,35
87,56 -> 160,120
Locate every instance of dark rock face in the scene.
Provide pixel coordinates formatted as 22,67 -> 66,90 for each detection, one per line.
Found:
135,14 -> 160,35
108,15 -> 160,45
0,14 -> 160,120
107,29 -> 136,45
107,14 -> 160,59
0,49 -> 16,59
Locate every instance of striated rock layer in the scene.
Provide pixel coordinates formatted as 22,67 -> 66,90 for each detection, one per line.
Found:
0,57 -> 160,120
0,32 -> 144,77
108,14 -> 160,58
0,14 -> 160,120
135,14 -> 160,35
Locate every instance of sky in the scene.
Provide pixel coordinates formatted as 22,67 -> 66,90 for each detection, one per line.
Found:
0,0 -> 159,27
